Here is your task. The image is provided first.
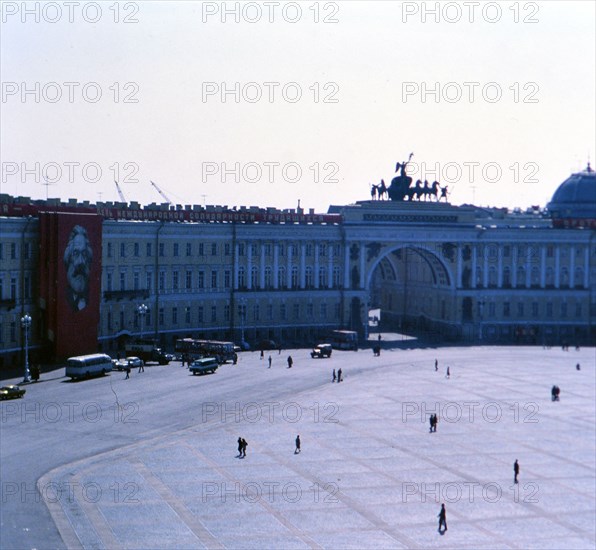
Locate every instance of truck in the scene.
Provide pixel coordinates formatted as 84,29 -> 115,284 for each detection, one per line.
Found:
124,340 -> 171,365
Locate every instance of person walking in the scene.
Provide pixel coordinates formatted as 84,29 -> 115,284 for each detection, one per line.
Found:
295,435 -> 301,454
138,360 -> 144,373
576,363 -> 581,371
446,366 -> 450,379
337,368 -> 342,382
237,437 -> 243,457
429,414 -> 434,433
333,369 -> 337,383
438,503 -> 447,532
125,365 -> 130,379
435,359 -> 438,372
260,349 -> 264,360
268,355 -> 272,368
287,355 -> 293,368
241,438 -> 247,458
513,459 -> 519,484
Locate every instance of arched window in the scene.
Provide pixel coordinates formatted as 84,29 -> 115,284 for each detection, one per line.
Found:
264,266 -> 272,289
531,266 -> 540,287
503,266 -> 511,287
291,266 -> 299,288
319,267 -> 327,287
488,266 -> 497,287
238,267 -> 246,289
278,266 -> 286,288
305,267 -> 314,288
251,266 -> 258,289
516,266 -> 525,287
545,266 -> 554,286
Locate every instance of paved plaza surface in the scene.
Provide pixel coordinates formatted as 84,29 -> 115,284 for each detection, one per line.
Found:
1,343 -> 595,549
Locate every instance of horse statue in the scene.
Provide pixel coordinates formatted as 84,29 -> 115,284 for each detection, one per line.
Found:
378,179 -> 388,200
370,184 -> 378,200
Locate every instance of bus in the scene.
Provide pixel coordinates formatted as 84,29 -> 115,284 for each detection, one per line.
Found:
175,339 -> 236,363
65,353 -> 113,379
329,330 -> 358,351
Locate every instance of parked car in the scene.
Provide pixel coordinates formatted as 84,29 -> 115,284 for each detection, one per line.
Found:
311,344 -> 333,358
0,385 -> 26,400
114,357 -> 143,371
189,357 -> 219,375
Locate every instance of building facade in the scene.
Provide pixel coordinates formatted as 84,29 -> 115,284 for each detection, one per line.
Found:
1,165 -> 595,368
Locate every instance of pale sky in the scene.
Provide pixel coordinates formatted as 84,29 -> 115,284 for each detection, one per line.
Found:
1,1 -> 594,212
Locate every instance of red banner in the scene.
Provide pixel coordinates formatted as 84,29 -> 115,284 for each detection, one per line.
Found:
39,212 -> 102,360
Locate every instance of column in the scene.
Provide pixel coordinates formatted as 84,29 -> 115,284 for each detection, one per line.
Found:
287,244 -> 293,288
554,247 -> 560,288
359,242 -> 366,289
300,243 -> 306,288
314,244 -> 320,289
328,246 -> 333,289
525,246 -> 531,288
483,246 -> 489,288
457,245 -> 463,288
540,245 -> 546,288
497,245 -> 503,288
344,245 -> 350,289
569,246 -> 575,289
471,246 -> 477,288
259,243 -> 266,289
233,243 -> 239,289
247,243 -> 252,290
273,244 -> 279,289
511,246 -> 517,287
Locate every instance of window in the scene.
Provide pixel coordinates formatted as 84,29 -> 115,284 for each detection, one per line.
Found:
198,306 -> 204,323
503,267 -> 511,287
10,243 -> 16,260
306,244 -> 313,256
532,302 -> 538,317
120,243 -> 126,258
173,243 -> 179,257
186,270 -> 192,290
133,271 -> 140,290
24,243 -> 31,260
264,267 -> 272,288
159,243 -> 165,257
211,270 -> 218,289
307,303 -> 314,317
251,267 -> 258,289
250,244 -> 258,256
267,304 -> 273,320
146,242 -> 152,257
134,242 -> 139,257
280,304 -> 287,320
211,243 -> 217,256
10,321 -> 16,342
333,266 -> 341,288
546,302 -> 553,317
319,267 -> 327,287
320,303 -> 327,319
159,271 -> 165,291
159,307 -> 164,325
334,303 -> 340,319
146,272 -> 152,291
279,244 -> 285,257
278,267 -> 285,288
224,243 -> 231,256
24,276 -> 30,299
238,243 -> 245,256
291,266 -> 299,288
10,278 -> 16,300
107,242 -> 113,258
503,246 -> 510,257
293,303 -> 300,319
238,267 -> 246,288
120,272 -> 126,291
172,270 -> 179,291
198,271 -> 205,289
186,243 -> 192,257
265,244 -> 272,256
517,302 -> 524,317
119,310 -> 125,330
320,244 -> 326,257
547,245 -> 554,258
488,302 -> 496,317
106,272 -> 113,291
224,305 -> 230,321
211,306 -> 217,322
560,303 -> 567,318
503,302 -> 510,317
253,305 -> 260,321
185,306 -> 191,324
198,243 -> 204,256
224,270 -> 231,289
305,267 -> 313,288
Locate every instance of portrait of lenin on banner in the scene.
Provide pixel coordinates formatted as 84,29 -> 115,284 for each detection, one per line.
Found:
63,225 -> 93,311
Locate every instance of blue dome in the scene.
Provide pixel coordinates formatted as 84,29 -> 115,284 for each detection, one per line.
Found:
547,164 -> 596,228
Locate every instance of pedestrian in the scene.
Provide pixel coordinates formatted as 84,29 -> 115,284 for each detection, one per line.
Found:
433,414 -> 438,433
446,366 -> 450,379
438,503 -> 447,532
435,359 -> 438,372
576,363 -> 581,371
237,437 -> 243,457
268,355 -> 272,368
278,344 -> 282,355
287,355 -> 293,368
333,369 -> 337,383
429,414 -> 434,433
138,360 -> 144,373
241,438 -> 248,457
295,435 -> 301,454
125,366 -> 130,379
260,349 -> 264,360
337,368 -> 342,382
513,459 -> 519,484
378,333 -> 382,342
233,353 -> 238,365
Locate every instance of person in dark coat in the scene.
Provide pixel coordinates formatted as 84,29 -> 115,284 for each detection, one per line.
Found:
241,438 -> 247,457
287,355 -> 293,368
333,369 -> 337,383
337,368 -> 342,382
295,435 -> 301,454
514,459 -> 519,484
438,503 -> 447,532
237,437 -> 243,457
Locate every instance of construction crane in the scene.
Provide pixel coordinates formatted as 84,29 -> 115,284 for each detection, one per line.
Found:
150,180 -> 172,205
114,180 -> 127,203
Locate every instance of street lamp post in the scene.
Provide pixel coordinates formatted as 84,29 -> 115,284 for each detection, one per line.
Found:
21,314 -> 31,383
478,299 -> 485,341
137,304 -> 148,340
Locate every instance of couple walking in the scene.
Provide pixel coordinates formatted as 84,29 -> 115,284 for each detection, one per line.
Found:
237,437 -> 248,458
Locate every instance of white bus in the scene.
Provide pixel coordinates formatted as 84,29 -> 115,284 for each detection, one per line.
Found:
66,353 -> 113,380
